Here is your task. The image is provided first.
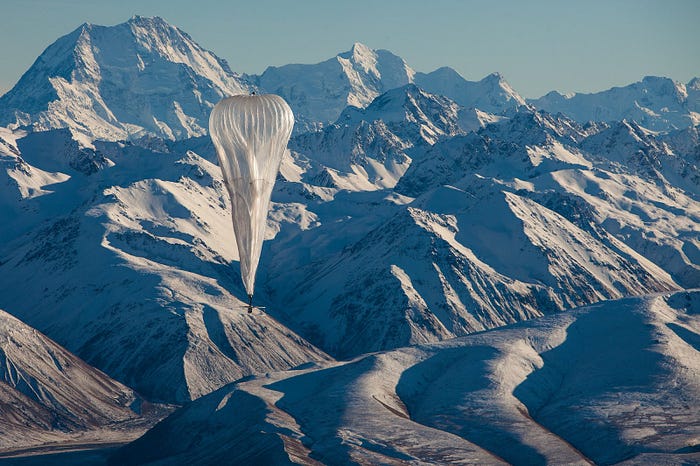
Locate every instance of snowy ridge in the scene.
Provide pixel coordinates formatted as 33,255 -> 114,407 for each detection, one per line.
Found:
1,16 -> 698,146
415,68 -> 526,113
337,84 -> 465,144
259,105 -> 695,359
0,133 -> 330,404
0,16 -> 249,143
257,45 -> 531,135
265,177 -> 678,357
258,42 -> 415,134
111,291 -> 700,465
530,75 -> 700,131
0,308 -> 167,453
287,84 -> 464,192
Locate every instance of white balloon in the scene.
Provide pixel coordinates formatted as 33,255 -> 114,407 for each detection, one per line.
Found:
209,94 -> 294,298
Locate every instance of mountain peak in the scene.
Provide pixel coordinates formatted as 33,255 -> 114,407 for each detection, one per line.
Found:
641,75 -> 672,84
349,41 -> 373,56
343,83 -> 449,118
484,71 -> 504,82
638,75 -> 686,99
338,42 -> 376,65
128,14 -> 167,24
531,75 -> 695,131
261,42 -> 414,132
413,68 -> 525,112
335,83 -> 463,145
0,16 -> 248,142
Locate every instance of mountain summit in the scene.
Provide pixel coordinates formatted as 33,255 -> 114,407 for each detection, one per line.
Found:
258,42 -> 416,133
530,75 -> 700,131
414,68 -> 526,113
0,16 -> 249,143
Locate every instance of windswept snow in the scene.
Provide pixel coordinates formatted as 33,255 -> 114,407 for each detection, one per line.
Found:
0,16 -> 250,142
112,291 -> 700,465
530,76 -> 700,132
0,17 -> 699,462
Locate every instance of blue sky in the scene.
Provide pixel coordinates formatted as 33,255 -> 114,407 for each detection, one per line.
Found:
1,0 -> 698,98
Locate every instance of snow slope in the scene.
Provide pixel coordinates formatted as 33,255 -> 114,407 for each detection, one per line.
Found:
260,108 -> 692,359
1,15 -> 699,418
257,42 -> 415,133
530,76 -> 700,131
265,178 -> 678,358
414,68 -> 526,114
0,308 -> 168,454
396,110 -> 699,288
0,16 -> 249,143
0,130 -> 329,404
1,86 -> 697,408
111,291 -> 700,465
288,84 -> 464,192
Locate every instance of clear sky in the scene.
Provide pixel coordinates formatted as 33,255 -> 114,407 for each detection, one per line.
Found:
1,0 -> 698,98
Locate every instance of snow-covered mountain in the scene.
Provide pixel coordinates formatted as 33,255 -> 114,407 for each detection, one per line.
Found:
2,15 -> 696,147
530,75 -> 700,131
111,291 -> 700,465
257,42 -> 415,133
287,84 -> 464,191
415,68 -> 526,113
0,16 -> 249,144
395,110 -> 593,197
1,63 -> 698,406
266,174 -> 680,358
662,124 -> 700,187
337,84 -> 465,143
1,16 -> 700,460
262,104 -> 698,359
396,111 -> 698,287
0,308 -> 167,454
256,45 -> 530,135
0,130 -> 329,404
0,19 -> 526,143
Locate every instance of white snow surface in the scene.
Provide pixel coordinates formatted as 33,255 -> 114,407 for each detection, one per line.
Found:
530,76 -> 700,132
111,291 -> 700,465
0,15 -> 699,440
0,130 -> 330,404
0,16 -> 249,142
263,108 -> 694,358
0,309 -> 168,454
0,87 -> 697,407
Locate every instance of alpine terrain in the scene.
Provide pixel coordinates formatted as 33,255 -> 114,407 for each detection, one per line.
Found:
0,308 -> 169,456
0,15 -> 698,464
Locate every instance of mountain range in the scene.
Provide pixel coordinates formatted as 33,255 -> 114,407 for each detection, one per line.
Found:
111,291 -> 700,465
0,15 -> 698,463
0,307 -> 169,456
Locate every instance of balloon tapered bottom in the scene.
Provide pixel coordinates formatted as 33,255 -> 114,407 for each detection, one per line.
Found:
247,294 -> 253,314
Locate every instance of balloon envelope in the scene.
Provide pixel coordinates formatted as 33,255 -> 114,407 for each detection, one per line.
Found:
209,94 -> 294,297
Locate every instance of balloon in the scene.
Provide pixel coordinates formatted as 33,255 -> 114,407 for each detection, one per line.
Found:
209,94 -> 294,301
